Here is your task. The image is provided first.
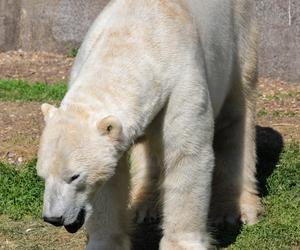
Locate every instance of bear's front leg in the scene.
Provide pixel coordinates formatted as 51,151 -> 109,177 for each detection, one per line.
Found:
85,155 -> 131,250
159,81 -> 214,250
160,152 -> 213,250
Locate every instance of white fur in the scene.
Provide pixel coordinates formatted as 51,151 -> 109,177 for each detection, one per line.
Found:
37,0 -> 260,249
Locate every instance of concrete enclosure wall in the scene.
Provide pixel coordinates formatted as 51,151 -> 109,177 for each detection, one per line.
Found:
0,0 -> 299,82
0,0 -> 110,52
256,0 -> 300,82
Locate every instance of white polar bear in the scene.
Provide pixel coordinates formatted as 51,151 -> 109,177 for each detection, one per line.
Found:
37,0 -> 261,249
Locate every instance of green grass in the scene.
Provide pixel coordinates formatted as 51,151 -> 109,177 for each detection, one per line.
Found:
257,108 -> 296,118
0,80 -> 67,102
261,91 -> 299,102
271,110 -> 296,117
0,144 -> 299,248
257,107 -> 269,117
67,47 -> 79,58
0,160 -> 43,220
228,143 -> 300,249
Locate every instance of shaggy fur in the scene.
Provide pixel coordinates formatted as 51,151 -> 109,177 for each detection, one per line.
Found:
37,0 -> 260,249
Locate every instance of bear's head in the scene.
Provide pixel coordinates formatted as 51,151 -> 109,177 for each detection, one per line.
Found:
37,103 -> 124,233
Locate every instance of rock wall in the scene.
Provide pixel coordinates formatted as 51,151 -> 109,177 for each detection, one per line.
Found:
0,0 -> 110,52
0,0 -> 21,51
256,0 -> 300,82
0,0 -> 299,82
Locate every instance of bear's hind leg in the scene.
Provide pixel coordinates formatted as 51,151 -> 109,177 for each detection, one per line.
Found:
209,80 -> 261,229
130,136 -> 161,224
239,86 -> 262,225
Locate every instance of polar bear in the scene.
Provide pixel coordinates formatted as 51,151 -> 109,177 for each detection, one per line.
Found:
37,0 -> 261,249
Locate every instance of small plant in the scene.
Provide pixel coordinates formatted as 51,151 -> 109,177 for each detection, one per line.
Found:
257,108 -> 268,117
67,48 -> 79,58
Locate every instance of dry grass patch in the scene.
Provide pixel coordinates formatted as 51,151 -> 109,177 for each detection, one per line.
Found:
257,78 -> 300,142
0,216 -> 86,250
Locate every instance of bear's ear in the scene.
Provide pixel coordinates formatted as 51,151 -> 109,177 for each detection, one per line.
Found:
41,103 -> 57,122
97,116 -> 123,141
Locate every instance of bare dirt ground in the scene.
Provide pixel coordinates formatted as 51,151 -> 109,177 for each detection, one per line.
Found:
257,78 -> 300,141
0,102 -> 44,164
0,51 -> 73,84
0,51 -> 299,164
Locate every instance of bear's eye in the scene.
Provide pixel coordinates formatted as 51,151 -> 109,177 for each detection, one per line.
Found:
70,174 -> 80,183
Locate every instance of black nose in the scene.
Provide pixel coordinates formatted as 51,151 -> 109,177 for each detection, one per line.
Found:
43,216 -> 64,227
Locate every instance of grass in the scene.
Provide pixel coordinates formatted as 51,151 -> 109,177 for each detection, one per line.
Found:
0,144 -> 299,248
0,216 -> 86,250
228,143 -> 300,249
66,48 -> 79,58
257,108 -> 296,118
0,80 -> 67,102
0,160 -> 43,220
259,91 -> 300,102
257,107 -> 268,117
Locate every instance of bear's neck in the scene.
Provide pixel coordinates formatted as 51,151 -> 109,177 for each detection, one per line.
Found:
60,78 -> 161,146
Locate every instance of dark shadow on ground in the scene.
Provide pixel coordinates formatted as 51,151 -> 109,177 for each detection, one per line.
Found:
209,126 -> 284,248
255,126 -> 284,197
131,126 -> 283,250
132,222 -> 162,250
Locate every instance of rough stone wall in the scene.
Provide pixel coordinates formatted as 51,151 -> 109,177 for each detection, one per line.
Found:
0,0 -> 110,52
256,0 -> 300,82
0,0 -> 299,82
0,0 -> 21,51
18,0 -> 110,52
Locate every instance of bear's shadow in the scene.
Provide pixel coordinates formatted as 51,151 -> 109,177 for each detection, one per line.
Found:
131,126 -> 283,250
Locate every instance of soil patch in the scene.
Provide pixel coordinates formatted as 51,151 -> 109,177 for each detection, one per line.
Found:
0,51 -> 74,84
257,78 -> 300,142
0,102 -> 44,164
